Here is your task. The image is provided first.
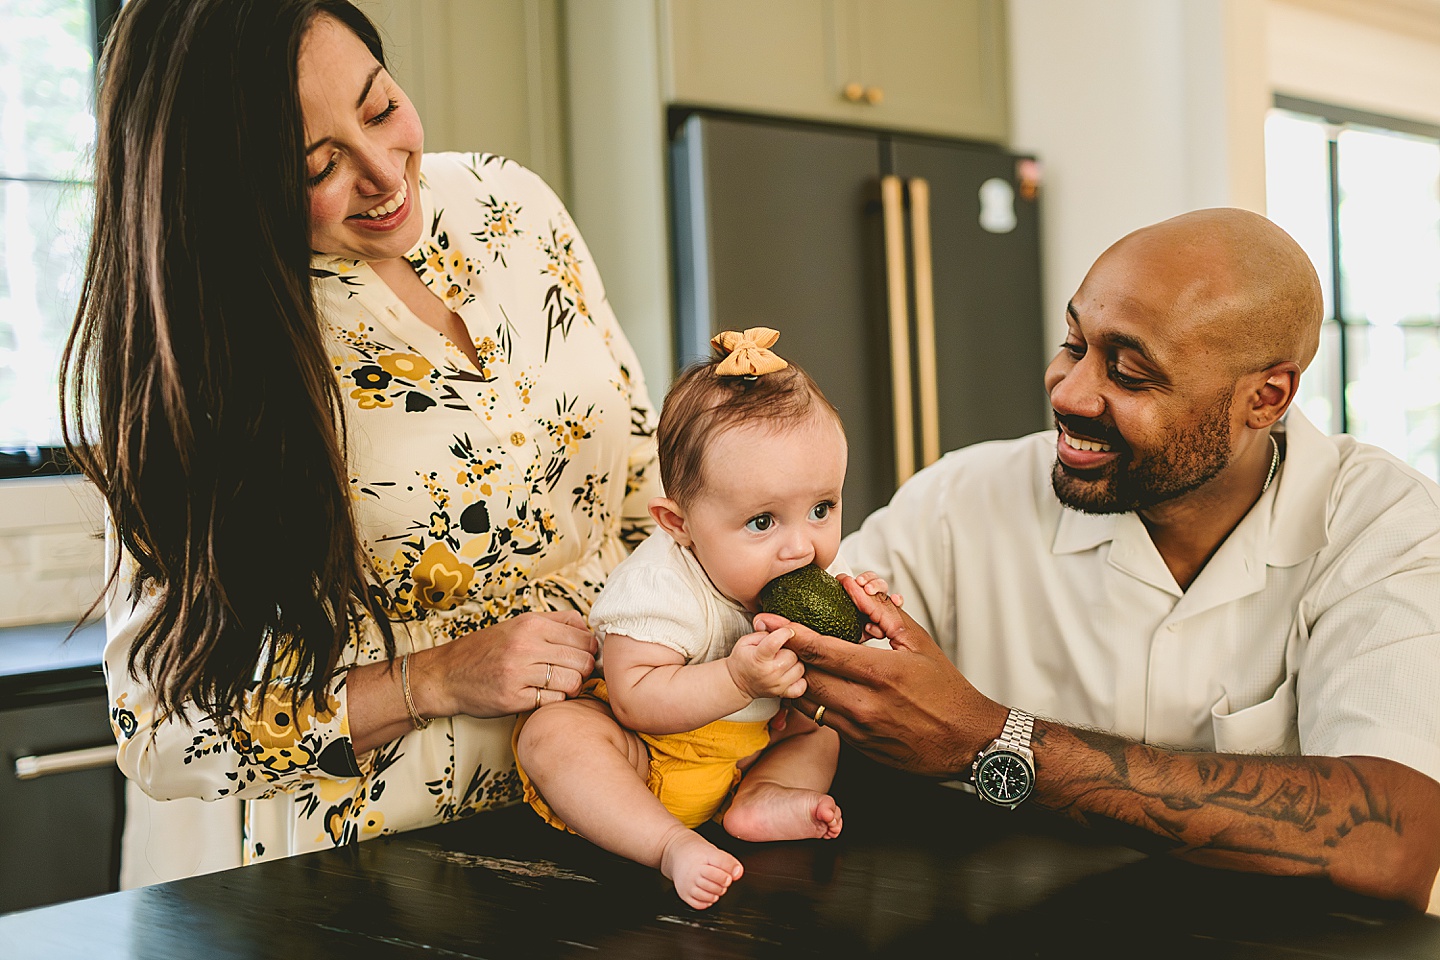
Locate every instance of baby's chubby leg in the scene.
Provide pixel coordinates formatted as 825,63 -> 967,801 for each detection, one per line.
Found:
722,716 -> 843,842
516,699 -> 743,909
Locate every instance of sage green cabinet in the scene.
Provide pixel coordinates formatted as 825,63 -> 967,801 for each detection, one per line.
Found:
660,0 -> 1009,142
354,0 -> 569,201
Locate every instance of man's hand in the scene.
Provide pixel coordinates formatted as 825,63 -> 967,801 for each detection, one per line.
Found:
727,626 -> 806,700
757,580 -> 1007,778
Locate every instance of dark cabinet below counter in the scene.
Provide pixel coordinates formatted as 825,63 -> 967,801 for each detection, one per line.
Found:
0,622 -> 122,914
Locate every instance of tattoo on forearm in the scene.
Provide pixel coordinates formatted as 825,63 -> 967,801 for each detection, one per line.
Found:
1047,727 -> 1401,863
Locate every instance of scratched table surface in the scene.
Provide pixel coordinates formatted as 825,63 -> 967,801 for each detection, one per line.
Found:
4,751 -> 1438,959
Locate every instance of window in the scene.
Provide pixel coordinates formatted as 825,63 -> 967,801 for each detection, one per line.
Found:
1265,96 -> 1440,483
0,0 -> 116,477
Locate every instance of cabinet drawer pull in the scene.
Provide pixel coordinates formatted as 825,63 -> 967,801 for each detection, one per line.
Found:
841,83 -> 885,106
14,745 -> 117,781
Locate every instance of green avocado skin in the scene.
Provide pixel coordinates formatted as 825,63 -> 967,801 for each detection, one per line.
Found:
758,564 -> 864,643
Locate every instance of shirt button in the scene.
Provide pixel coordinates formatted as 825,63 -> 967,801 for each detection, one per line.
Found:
510,431 -> 527,447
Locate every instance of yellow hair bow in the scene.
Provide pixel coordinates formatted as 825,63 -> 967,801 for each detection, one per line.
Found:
710,327 -> 789,377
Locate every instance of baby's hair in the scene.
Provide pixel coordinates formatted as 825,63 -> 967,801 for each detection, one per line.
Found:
657,358 -> 844,507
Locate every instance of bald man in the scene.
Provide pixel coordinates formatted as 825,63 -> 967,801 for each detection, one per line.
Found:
764,209 -> 1440,908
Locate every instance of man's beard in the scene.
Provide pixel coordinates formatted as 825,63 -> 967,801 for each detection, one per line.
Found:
1051,391 -> 1234,515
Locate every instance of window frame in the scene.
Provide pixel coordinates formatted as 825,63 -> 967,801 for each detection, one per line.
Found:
0,0 -> 120,480
1272,94 -> 1440,440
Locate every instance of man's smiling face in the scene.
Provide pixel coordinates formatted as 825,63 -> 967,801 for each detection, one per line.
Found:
1042,238 -> 1247,516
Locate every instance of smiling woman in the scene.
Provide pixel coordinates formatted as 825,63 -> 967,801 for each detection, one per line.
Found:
299,17 -> 424,262
59,0 -> 659,877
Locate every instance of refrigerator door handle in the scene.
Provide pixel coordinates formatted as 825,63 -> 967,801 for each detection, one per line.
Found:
880,174 -> 915,487
908,177 -> 941,469
14,744 -> 118,781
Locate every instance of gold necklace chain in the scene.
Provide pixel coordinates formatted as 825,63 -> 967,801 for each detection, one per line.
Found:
1262,434 -> 1280,494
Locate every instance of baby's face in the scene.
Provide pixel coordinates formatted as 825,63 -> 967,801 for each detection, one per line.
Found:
680,414 -> 847,612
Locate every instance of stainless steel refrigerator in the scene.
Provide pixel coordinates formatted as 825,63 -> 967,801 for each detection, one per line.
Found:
670,111 -> 1049,532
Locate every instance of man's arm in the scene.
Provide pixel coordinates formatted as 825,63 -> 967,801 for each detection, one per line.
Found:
768,587 -> 1440,910
1035,722 -> 1440,908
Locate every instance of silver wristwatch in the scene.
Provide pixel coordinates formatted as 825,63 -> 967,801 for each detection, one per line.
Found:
970,708 -> 1036,809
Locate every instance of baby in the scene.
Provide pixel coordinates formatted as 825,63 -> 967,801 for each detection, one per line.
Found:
513,328 -> 890,909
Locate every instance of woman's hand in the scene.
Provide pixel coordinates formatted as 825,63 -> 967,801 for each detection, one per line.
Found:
416,610 -> 598,719
345,610 -> 597,754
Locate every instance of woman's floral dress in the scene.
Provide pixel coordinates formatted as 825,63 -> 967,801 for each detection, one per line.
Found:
103,153 -> 660,866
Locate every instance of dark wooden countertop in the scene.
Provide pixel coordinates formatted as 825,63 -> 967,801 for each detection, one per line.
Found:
2,751 -> 1437,959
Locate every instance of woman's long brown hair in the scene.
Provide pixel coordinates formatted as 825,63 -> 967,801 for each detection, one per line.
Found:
60,0 -> 395,721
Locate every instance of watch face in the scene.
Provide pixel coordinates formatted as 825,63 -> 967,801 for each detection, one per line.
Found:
976,750 -> 1034,806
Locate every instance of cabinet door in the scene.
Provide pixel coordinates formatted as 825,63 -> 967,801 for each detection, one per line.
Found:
354,0 -> 569,201
0,695 -> 121,913
846,0 -> 1009,142
662,0 -> 840,121
661,0 -> 1009,143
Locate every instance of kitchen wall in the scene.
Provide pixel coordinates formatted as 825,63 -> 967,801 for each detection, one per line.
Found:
6,0 -> 1440,630
1007,0 -> 1440,355
1006,0 -> 1267,353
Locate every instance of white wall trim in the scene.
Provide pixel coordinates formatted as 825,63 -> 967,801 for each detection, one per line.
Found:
1271,0 -> 1440,47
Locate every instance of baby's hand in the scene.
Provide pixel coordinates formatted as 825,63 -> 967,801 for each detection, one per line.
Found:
727,627 -> 807,701
849,571 -> 903,642
851,571 -> 903,608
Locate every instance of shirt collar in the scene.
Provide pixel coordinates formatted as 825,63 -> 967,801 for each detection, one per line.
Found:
1266,405 -> 1334,566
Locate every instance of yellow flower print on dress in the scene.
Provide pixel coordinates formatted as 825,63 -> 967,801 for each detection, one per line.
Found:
111,692 -> 140,740
324,796 -> 354,845
388,582 -> 418,619
245,686 -> 315,749
541,229 -> 584,301
472,195 -> 524,266
351,388 -> 393,410
428,511 -> 452,540
377,352 -> 434,381
411,541 -> 477,610
515,371 -> 535,405
361,809 -> 386,838
219,679 -> 342,777
407,206 -> 486,308
538,224 -> 592,360
540,395 -> 599,457
316,775 -> 358,803
228,721 -> 316,776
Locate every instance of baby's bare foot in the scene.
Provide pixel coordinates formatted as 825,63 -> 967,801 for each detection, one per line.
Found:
658,826 -> 744,910
723,781 -> 843,842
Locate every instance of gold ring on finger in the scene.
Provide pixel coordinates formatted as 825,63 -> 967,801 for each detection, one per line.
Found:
535,687 -> 543,710
814,704 -> 827,727
543,663 -> 553,690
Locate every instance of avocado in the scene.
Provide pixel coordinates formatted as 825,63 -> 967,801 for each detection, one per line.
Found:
759,564 -> 865,643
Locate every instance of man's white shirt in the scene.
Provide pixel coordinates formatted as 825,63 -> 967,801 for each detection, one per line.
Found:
840,408 -> 1440,785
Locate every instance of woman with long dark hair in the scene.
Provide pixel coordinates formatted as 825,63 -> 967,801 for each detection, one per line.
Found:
61,0 -> 657,870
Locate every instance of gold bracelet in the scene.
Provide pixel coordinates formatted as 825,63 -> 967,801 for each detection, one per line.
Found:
400,653 -> 431,731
